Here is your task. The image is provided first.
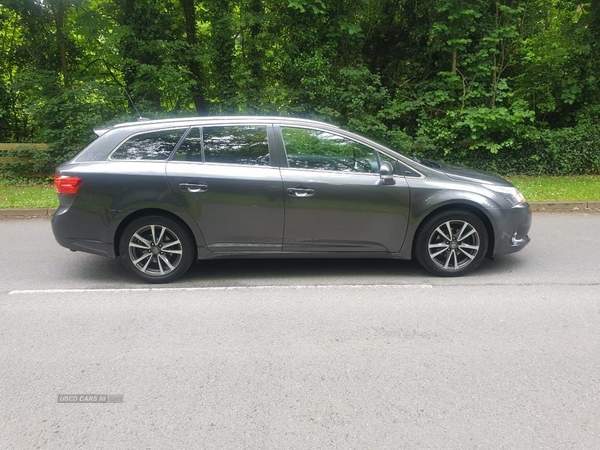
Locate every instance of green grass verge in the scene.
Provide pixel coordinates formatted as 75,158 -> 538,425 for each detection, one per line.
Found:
1,176 -> 600,209
0,183 -> 58,208
508,175 -> 600,202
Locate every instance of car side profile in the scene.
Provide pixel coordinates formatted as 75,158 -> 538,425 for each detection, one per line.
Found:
51,116 -> 531,283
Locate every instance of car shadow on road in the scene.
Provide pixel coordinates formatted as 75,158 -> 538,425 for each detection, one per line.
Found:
183,257 -> 426,283
181,254 -> 529,284
68,251 -> 528,286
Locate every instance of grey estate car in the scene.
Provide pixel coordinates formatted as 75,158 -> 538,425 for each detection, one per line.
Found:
51,116 -> 531,283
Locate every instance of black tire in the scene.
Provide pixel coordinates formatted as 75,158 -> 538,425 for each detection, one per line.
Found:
415,209 -> 488,277
119,215 -> 195,283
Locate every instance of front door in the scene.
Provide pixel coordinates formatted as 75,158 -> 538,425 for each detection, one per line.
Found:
277,126 -> 410,253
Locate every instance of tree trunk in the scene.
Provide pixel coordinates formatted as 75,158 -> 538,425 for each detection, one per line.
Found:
179,0 -> 208,115
452,48 -> 457,73
209,0 -> 236,112
55,0 -> 68,86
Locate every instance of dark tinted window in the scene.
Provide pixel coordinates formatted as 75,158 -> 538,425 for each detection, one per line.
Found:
173,128 -> 202,162
204,126 -> 269,166
282,127 -> 378,173
112,129 -> 185,160
173,126 -> 269,166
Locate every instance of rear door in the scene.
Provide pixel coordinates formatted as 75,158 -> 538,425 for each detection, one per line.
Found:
166,124 -> 284,253
276,125 -> 411,253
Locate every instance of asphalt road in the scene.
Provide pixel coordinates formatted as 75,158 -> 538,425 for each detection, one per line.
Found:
1,212 -> 599,449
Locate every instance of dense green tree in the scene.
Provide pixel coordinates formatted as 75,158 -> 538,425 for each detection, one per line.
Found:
0,0 -> 598,176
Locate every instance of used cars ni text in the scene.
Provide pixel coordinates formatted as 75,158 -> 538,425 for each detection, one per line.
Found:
51,116 -> 531,283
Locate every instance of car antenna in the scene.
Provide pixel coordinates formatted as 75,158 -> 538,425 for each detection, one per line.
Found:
122,87 -> 148,121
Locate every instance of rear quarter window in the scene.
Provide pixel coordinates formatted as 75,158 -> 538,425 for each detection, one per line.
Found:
111,129 -> 186,160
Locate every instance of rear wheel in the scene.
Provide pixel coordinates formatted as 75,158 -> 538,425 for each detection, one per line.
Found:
119,215 -> 195,283
415,210 -> 488,277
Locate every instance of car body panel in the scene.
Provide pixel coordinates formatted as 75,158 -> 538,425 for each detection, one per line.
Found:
52,160 -> 202,257
166,163 -> 285,252
279,168 -> 410,252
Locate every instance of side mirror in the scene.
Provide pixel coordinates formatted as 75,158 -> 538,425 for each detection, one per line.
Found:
379,161 -> 394,180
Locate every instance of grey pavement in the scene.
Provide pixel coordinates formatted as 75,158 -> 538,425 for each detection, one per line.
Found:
1,213 -> 599,449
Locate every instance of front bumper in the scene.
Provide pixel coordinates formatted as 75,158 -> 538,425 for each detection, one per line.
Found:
492,203 -> 532,257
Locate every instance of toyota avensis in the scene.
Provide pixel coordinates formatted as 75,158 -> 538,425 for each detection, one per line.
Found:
51,116 -> 531,283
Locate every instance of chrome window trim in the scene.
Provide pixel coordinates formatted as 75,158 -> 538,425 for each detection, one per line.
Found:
167,160 -> 280,170
279,166 -> 393,177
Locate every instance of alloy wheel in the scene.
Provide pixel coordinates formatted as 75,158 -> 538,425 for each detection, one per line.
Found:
427,219 -> 481,271
127,224 -> 183,277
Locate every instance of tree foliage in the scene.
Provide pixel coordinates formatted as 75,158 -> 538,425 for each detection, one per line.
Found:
0,0 -> 598,176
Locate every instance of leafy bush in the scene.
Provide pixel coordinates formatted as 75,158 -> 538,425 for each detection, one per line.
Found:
413,123 -> 600,176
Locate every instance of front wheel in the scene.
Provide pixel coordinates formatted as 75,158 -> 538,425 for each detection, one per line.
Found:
415,210 -> 488,277
119,215 -> 195,283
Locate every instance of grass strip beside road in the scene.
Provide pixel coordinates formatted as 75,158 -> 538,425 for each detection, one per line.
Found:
508,175 -> 600,202
1,183 -> 58,208
1,176 -> 600,209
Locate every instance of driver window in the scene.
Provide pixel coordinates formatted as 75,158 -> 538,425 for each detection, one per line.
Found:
281,127 -> 379,173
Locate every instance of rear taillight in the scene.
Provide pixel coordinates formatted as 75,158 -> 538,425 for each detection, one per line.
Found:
54,175 -> 82,195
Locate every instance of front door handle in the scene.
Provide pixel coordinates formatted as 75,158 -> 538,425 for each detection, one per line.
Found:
179,182 -> 208,193
287,187 -> 315,198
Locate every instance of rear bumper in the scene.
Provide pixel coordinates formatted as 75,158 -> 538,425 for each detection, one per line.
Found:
51,197 -> 116,258
492,203 -> 532,257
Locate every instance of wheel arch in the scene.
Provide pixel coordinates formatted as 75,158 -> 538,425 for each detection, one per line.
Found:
411,203 -> 495,260
113,208 -> 198,258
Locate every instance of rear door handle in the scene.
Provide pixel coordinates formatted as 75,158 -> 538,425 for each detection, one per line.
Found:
179,182 -> 208,193
287,187 -> 315,198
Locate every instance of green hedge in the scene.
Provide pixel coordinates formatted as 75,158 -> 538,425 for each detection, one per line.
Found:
0,144 -> 56,183
415,124 -> 600,176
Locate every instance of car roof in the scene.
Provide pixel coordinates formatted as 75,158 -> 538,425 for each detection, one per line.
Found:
94,116 -> 338,136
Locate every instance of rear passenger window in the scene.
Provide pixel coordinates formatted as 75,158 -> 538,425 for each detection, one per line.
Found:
173,126 -> 270,166
174,128 -> 202,161
112,129 -> 185,160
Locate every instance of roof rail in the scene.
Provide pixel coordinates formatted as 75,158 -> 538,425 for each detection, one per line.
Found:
109,116 -> 338,129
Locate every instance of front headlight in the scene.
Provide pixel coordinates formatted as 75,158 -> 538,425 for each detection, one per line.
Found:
486,185 -> 526,207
